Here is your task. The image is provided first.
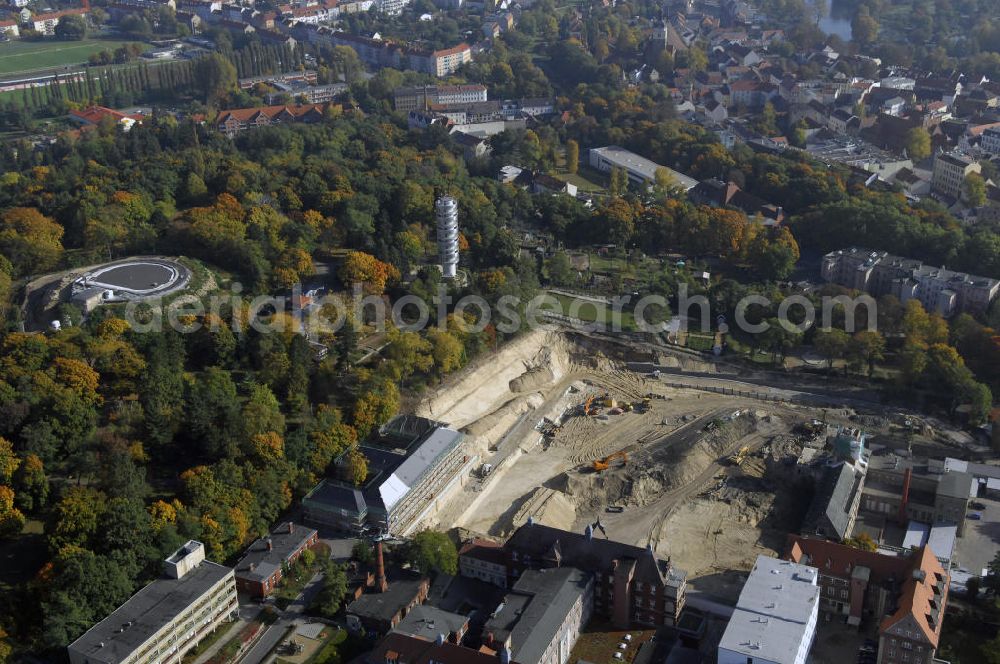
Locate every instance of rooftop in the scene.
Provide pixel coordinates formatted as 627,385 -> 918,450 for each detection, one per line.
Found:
505,522 -> 686,591
392,605 -> 469,641
68,556 -> 232,664
484,568 -> 592,663
346,570 -> 427,622
718,555 -> 820,664
234,522 -> 317,583
590,145 -> 698,190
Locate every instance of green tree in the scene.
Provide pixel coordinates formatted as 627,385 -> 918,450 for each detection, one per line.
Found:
847,330 -> 885,376
404,530 -> 457,576
851,8 -> 879,44
55,14 -> 87,40
814,328 -> 850,369
565,139 -> 579,174
964,172 -> 987,207
194,53 -> 237,105
346,447 -> 368,486
904,127 -> 931,161
313,559 -> 348,619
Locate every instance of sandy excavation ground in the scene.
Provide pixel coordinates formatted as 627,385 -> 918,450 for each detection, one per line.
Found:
415,327 -> 968,593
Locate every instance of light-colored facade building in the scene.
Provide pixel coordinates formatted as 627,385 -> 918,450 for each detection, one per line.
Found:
0,19 -> 19,37
483,568 -> 593,664
67,542 -> 238,664
393,84 -> 488,112
981,127 -> 1000,156
718,555 -> 820,664
820,247 -> 1000,316
931,152 -> 980,200
458,537 -> 507,587
588,145 -> 698,191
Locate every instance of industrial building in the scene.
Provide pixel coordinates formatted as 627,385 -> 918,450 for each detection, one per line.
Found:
233,522 -> 318,597
802,428 -> 868,541
860,451 -> 974,537
717,555 -> 820,664
588,145 -> 698,191
302,416 -> 476,536
820,247 -> 999,316
67,541 -> 238,664
346,541 -> 430,635
501,521 -> 688,629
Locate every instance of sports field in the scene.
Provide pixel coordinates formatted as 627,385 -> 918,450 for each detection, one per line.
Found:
0,38 -> 149,77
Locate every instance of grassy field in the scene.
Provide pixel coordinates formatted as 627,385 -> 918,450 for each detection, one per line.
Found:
0,38 -> 149,76
538,292 -> 639,331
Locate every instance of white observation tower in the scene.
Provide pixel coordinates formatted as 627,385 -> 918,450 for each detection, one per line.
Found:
435,196 -> 459,279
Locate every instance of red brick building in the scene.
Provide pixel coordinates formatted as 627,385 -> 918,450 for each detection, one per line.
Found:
787,536 -> 949,664
234,522 -> 318,597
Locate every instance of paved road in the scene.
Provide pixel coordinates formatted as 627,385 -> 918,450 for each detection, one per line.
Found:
240,623 -> 289,664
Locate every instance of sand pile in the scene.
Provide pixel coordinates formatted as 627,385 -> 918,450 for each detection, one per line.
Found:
555,414 -> 762,512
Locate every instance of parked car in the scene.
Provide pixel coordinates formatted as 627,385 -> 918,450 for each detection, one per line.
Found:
971,501 -> 987,510
968,512 -> 983,520
606,505 -> 625,513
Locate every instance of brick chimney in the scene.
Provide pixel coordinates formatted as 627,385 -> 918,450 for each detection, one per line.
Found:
898,467 -> 912,525
375,540 -> 388,593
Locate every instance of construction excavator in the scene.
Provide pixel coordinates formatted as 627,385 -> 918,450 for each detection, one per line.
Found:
729,445 -> 750,466
592,450 -> 628,472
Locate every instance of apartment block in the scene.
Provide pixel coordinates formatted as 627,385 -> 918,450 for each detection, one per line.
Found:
67,542 -> 238,664
820,247 -> 999,316
931,152 -> 980,200
393,84 -> 488,112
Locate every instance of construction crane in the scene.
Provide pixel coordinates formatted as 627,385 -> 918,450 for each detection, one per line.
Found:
592,450 -> 628,472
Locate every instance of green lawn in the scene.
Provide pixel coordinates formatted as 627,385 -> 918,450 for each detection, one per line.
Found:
0,38 -> 149,76
537,292 -> 638,331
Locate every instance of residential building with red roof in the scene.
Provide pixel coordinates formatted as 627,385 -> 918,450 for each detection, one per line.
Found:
68,105 -> 142,131
0,19 -> 20,37
458,537 -> 506,588
787,536 -> 949,664
215,102 -> 337,136
28,7 -> 87,35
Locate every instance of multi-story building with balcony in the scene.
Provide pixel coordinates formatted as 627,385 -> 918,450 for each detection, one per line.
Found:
820,247 -> 999,316
931,152 -> 980,200
67,541 -> 238,664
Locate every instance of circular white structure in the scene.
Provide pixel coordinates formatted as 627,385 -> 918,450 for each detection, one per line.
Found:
435,196 -> 459,280
71,257 -> 191,312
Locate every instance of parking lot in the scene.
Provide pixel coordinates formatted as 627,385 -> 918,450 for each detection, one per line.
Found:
952,493 -> 1000,576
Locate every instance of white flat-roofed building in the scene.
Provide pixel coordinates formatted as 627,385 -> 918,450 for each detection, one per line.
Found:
588,145 -> 698,191
718,555 -> 820,664
68,541 -> 238,664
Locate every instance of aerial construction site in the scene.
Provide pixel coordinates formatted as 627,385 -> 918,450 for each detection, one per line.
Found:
410,327 -> 975,601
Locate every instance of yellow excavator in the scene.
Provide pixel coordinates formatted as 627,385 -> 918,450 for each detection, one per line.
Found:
592,450 -> 628,472
729,445 -> 750,466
